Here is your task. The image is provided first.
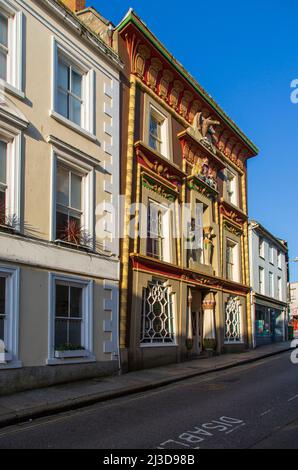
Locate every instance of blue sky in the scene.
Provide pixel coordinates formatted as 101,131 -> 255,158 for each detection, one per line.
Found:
91,0 -> 298,280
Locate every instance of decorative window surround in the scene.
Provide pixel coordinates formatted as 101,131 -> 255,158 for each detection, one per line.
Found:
224,296 -> 242,344
0,264 -> 21,369
147,199 -> 171,263
225,167 -> 239,208
51,37 -> 96,138
144,95 -> 172,161
141,279 -> 176,346
47,273 -> 94,365
50,148 -> 95,250
0,0 -> 24,97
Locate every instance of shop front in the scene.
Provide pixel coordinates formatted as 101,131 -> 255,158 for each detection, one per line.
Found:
255,304 -> 285,346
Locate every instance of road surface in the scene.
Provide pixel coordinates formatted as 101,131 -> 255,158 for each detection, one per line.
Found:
0,351 -> 297,449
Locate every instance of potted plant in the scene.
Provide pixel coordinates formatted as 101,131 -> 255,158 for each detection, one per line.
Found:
203,338 -> 217,352
0,349 -> 12,363
54,343 -> 89,359
186,338 -> 193,351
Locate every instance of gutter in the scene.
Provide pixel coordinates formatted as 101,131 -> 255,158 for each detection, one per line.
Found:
116,10 -> 258,155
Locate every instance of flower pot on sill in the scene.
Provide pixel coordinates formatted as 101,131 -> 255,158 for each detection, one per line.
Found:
54,349 -> 89,359
0,352 -> 13,363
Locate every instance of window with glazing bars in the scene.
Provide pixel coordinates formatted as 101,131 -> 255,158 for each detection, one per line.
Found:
57,54 -> 83,126
56,164 -> 83,244
0,13 -> 8,82
147,201 -> 165,260
141,280 -> 175,344
55,284 -> 83,350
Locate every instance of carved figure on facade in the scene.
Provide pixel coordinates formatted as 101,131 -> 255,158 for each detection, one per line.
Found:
142,154 -> 179,182
188,112 -> 220,154
203,226 -> 216,266
191,158 -> 217,190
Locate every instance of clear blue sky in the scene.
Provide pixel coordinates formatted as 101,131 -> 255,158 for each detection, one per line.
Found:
91,0 -> 298,280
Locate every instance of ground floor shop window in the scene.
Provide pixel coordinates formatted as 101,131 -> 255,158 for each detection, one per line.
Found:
225,296 -> 242,343
255,305 -> 284,341
141,279 -> 175,345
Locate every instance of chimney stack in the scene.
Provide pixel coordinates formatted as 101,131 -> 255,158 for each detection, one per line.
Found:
62,0 -> 86,12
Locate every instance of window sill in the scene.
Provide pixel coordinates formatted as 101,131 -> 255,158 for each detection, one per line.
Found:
0,80 -> 25,100
54,239 -> 94,253
50,111 -> 97,143
54,349 -> 89,359
224,342 -> 245,346
140,343 -> 178,348
0,360 -> 22,369
47,355 -> 96,366
0,352 -> 13,363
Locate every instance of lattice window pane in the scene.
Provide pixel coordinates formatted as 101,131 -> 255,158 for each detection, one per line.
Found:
225,296 -> 241,343
141,280 -> 175,344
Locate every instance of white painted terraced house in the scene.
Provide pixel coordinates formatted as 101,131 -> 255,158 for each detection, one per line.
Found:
0,0 -> 122,394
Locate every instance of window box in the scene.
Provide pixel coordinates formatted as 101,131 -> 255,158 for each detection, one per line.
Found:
54,349 -> 89,359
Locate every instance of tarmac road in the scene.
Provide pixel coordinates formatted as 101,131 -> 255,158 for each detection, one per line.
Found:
0,351 -> 297,449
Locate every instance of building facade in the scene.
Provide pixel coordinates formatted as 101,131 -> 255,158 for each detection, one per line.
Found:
248,221 -> 289,347
117,10 -> 258,371
289,282 -> 298,331
0,0 -> 122,394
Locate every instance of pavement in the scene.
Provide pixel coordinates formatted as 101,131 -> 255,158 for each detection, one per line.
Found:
0,341 -> 293,430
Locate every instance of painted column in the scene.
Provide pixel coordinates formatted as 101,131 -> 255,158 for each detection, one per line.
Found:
202,294 -> 216,340
187,289 -> 193,342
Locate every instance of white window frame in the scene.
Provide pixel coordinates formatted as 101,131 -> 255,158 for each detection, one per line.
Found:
0,264 -> 20,368
277,276 -> 282,301
50,148 -> 95,249
0,124 -> 22,231
259,237 -> 265,259
226,238 -> 240,283
148,105 -> 169,158
0,0 -> 24,98
51,38 -> 96,140
259,266 -> 265,295
278,250 -> 282,269
143,95 -> 172,160
146,199 -> 171,263
47,273 -> 94,365
269,271 -> 274,298
269,244 -> 274,265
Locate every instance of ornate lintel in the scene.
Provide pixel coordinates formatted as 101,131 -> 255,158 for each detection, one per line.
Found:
135,141 -> 185,187
141,172 -> 178,202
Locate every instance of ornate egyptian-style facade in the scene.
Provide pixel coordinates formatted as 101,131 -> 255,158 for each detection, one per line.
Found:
116,10 -> 258,370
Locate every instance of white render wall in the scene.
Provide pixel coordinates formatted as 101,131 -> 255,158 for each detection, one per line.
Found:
248,224 -> 288,303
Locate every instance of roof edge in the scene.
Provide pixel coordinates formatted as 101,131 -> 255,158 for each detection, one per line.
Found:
117,9 -> 259,155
